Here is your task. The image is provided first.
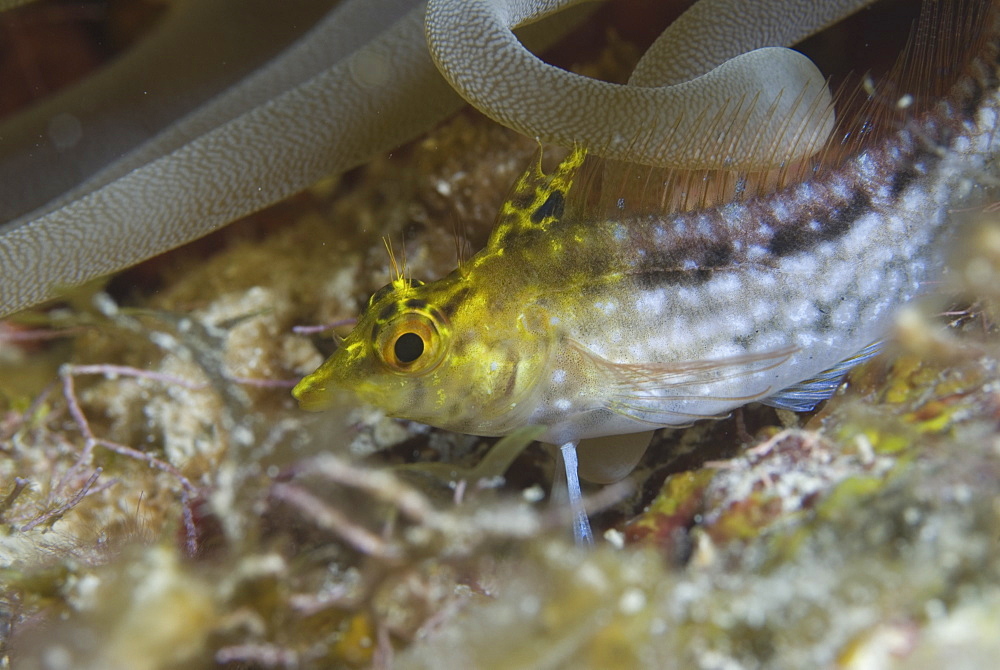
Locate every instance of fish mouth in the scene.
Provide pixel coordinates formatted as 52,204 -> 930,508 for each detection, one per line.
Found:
292,373 -> 335,411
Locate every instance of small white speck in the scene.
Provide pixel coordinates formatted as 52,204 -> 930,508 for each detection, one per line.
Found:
554,398 -> 571,411
978,108 -> 998,139
552,369 -> 567,384
856,153 -> 878,180
830,179 -> 851,201
779,253 -> 818,275
696,215 -> 713,236
575,563 -> 609,591
786,298 -> 819,325
635,290 -> 665,313
708,273 -> 740,293
794,331 -> 819,348
832,298 -> 859,328
770,201 -> 790,222
751,300 -> 771,320
619,588 -> 646,615
724,203 -> 749,222
885,268 -> 903,290
603,528 -> 625,548
522,485 -> 545,502
902,184 -> 931,213
756,273 -> 777,288
726,316 -> 752,336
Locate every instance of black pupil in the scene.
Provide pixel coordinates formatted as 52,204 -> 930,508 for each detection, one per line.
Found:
394,332 -> 424,364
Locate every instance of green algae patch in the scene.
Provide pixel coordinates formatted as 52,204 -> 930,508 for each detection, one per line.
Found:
815,475 -> 888,518
709,490 -> 790,544
624,469 -> 714,547
882,354 -> 941,405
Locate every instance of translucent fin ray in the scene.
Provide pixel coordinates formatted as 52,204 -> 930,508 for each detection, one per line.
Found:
568,340 -> 797,426
763,341 -> 883,412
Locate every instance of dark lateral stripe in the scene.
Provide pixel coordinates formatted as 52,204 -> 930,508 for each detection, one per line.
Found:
888,165 -> 920,200
767,190 -> 872,257
615,232 -> 736,279
700,241 -> 734,267
962,75 -> 985,119
626,268 -> 716,288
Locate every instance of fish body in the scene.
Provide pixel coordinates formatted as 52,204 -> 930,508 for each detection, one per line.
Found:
295,0 -> 999,472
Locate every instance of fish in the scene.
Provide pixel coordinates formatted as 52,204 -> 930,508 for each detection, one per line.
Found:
294,0 -> 1000,543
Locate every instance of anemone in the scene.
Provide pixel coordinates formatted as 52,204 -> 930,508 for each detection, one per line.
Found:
0,0 -> 872,317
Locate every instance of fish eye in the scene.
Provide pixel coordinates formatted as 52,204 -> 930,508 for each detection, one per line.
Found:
375,309 -> 447,375
393,331 -> 424,363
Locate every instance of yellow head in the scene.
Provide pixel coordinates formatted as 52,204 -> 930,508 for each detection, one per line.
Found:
293,273 -> 556,437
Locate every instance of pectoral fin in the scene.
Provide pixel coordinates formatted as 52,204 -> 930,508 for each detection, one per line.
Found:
569,339 -> 797,425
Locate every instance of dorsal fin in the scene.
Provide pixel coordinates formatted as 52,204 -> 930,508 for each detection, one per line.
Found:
557,0 -> 993,223
486,145 -> 586,252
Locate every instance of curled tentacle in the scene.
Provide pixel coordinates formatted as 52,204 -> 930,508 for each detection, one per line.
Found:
0,1 -> 456,317
425,0 -> 878,167
629,0 -> 876,86
0,0 -> 587,318
0,0 -> 342,222
0,0 -> 876,317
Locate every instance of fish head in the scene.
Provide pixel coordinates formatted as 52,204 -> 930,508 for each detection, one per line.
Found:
293,275 -> 554,436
